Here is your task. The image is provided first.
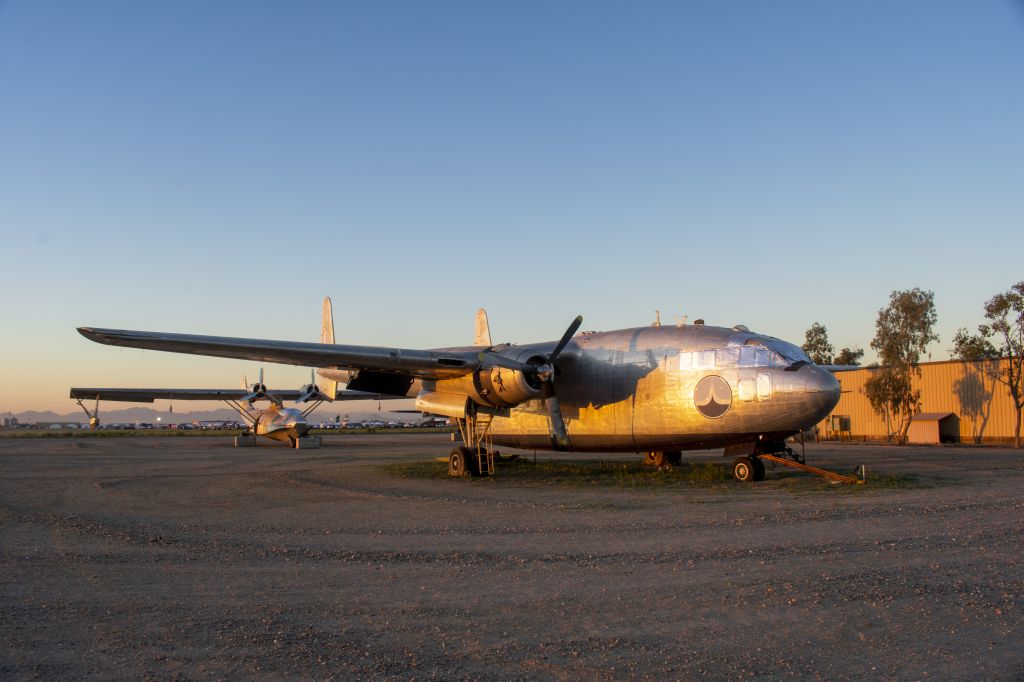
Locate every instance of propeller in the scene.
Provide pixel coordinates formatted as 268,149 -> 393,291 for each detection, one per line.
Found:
536,315 -> 582,450
239,367 -> 273,403
296,369 -> 332,403
478,315 -> 582,450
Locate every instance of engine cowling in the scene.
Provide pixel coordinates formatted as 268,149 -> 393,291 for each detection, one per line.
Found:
474,362 -> 544,408
428,352 -> 546,411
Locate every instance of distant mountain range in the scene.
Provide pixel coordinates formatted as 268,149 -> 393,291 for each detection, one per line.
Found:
6,402 -> 417,426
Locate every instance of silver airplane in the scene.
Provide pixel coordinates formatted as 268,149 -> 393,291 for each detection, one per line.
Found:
70,369 -> 385,447
76,298 -> 841,479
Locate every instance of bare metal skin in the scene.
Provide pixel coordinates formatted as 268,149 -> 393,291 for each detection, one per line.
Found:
77,306 -> 839,458
433,324 -> 840,452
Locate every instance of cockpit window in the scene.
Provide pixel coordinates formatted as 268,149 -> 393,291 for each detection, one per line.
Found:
679,349 -> 740,370
740,338 -> 807,368
762,339 -> 811,365
738,345 -> 771,367
716,348 -> 739,367
679,339 -> 808,372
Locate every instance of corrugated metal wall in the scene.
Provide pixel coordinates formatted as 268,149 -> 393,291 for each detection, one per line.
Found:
819,359 -> 1020,443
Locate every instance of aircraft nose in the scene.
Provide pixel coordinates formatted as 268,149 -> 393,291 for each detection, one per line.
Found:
282,409 -> 309,436
804,365 -> 841,418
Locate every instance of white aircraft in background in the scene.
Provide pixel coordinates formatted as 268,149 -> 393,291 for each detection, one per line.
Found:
70,369 -> 389,447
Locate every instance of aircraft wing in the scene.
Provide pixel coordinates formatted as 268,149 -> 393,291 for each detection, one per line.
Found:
70,387 -> 408,403
77,327 -> 479,379
70,388 -> 254,403
820,365 -> 864,373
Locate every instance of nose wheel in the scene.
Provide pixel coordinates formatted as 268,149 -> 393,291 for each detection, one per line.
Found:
732,456 -> 766,482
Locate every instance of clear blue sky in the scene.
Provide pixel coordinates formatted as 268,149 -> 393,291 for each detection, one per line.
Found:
1,1 -> 1022,412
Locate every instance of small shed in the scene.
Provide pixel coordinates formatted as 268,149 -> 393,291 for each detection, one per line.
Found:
908,412 -> 960,444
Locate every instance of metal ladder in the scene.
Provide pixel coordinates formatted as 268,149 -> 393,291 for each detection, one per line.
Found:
472,412 -> 495,475
454,408 -> 496,476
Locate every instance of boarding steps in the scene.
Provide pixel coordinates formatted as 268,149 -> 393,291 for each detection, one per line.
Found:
471,413 -> 495,476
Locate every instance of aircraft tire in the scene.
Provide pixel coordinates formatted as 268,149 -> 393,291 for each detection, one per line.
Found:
448,448 -> 469,477
752,457 -> 766,481
665,451 -> 682,466
732,456 -> 756,483
643,451 -> 666,467
464,447 -> 484,477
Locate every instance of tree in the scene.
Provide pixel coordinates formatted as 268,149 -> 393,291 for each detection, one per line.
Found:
802,322 -> 833,365
864,366 -> 917,442
863,288 -> 938,443
834,347 -> 865,366
951,281 -> 1024,447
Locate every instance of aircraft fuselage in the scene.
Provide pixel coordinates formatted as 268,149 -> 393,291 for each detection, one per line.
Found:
251,403 -> 310,443
321,324 -> 840,453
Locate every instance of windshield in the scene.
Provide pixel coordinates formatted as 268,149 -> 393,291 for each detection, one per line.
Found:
681,335 -> 813,371
761,338 -> 811,365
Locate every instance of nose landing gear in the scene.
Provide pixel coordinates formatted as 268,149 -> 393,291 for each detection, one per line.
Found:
726,441 -> 863,484
731,456 -> 766,482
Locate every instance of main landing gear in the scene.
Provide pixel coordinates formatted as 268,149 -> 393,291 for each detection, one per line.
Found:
448,446 -> 492,477
448,406 -> 496,477
642,451 -> 683,468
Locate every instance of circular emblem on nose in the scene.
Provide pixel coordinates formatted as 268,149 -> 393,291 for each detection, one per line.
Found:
694,375 -> 732,419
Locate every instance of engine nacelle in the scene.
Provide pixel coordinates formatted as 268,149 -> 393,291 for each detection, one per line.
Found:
430,349 -> 547,410
475,364 -> 543,408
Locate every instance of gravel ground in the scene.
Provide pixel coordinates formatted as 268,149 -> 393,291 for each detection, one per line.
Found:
1,434 -> 1022,680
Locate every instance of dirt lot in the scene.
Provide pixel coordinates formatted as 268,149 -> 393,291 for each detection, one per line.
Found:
1,434 -> 1022,680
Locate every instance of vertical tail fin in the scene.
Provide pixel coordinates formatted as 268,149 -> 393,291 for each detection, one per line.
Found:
475,308 -> 492,346
321,296 -> 335,344
317,297 -> 339,399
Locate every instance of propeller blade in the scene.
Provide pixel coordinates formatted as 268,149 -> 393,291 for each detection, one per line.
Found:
543,392 -> 571,450
477,350 -> 526,372
549,315 -> 583,362
537,316 -> 582,451
295,384 -> 330,403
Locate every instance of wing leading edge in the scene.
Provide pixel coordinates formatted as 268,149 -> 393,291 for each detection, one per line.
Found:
77,327 -> 479,380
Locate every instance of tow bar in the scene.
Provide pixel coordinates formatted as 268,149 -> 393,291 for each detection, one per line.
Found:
759,452 -> 865,485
